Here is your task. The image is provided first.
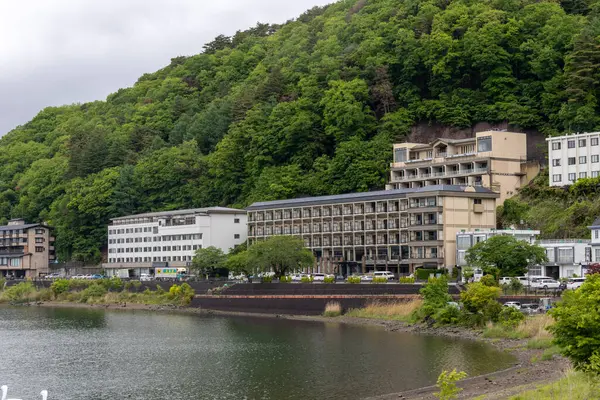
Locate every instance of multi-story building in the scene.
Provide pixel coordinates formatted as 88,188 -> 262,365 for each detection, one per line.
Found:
588,217 -> 600,264
389,130 -> 537,202
246,185 -> 498,276
536,239 -> 589,279
103,207 -> 247,277
547,132 -> 600,186
0,219 -> 55,278
455,229 -> 540,267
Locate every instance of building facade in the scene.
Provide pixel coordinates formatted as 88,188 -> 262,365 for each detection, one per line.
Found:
246,185 -> 498,276
455,229 -> 540,267
588,217 -> 600,264
536,240 -> 589,279
547,132 -> 600,186
0,219 -> 55,278
103,207 -> 247,277
389,130 -> 537,203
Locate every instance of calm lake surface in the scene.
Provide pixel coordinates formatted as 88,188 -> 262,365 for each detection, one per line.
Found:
0,306 -> 514,399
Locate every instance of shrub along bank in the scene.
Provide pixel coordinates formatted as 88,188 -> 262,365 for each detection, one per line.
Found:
0,278 -> 195,306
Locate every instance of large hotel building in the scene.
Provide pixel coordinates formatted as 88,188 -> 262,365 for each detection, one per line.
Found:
246,130 -> 534,275
103,207 -> 247,277
547,132 -> 600,186
0,219 -> 55,278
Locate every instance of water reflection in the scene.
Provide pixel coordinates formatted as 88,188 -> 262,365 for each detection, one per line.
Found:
0,307 -> 515,400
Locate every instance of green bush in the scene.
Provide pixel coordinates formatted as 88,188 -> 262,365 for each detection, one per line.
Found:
549,274 -> 600,373
435,369 -> 467,400
347,276 -> 361,284
324,276 -> 335,284
460,282 -> 502,324
435,304 -> 462,325
497,306 -> 525,328
50,279 -> 70,296
279,275 -> 292,283
80,284 -> 107,303
0,277 -> 6,291
480,275 -> 499,287
372,277 -> 388,283
414,275 -> 451,321
399,276 -> 415,284
416,269 -> 446,280
261,275 -> 273,283
155,284 -> 165,295
301,275 -> 313,283
1,282 -> 35,302
69,279 -> 92,290
168,283 -> 195,305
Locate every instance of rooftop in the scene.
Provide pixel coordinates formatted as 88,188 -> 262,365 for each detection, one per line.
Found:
589,216 -> 600,228
0,223 -> 43,232
111,207 -> 244,221
246,185 -> 497,210
546,131 -> 600,141
457,229 -> 540,235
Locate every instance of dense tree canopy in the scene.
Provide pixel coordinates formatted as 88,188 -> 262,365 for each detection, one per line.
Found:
465,235 -> 548,277
1,0 -> 599,262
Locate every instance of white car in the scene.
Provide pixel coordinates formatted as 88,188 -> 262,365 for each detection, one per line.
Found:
499,277 -> 513,285
291,273 -> 310,282
139,274 -> 152,282
360,274 -> 373,282
531,279 -> 560,290
566,277 -> 586,290
373,271 -> 395,281
504,301 -> 521,310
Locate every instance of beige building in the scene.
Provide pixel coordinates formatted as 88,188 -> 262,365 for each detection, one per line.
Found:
389,130 -> 537,203
246,186 -> 498,275
0,219 -> 55,278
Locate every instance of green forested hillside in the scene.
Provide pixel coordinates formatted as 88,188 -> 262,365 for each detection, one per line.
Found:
1,0 -> 600,262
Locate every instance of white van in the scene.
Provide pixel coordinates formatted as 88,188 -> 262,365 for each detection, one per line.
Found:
373,271 -> 395,281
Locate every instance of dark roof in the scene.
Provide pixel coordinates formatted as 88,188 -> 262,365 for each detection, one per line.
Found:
0,223 -> 40,232
246,185 -> 497,210
589,217 -> 600,228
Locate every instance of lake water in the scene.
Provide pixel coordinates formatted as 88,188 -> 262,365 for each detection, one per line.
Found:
0,306 -> 514,399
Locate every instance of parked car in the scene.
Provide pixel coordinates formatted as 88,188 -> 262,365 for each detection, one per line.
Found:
90,274 -> 105,280
499,277 -> 513,285
43,273 -> 61,279
520,303 -> 540,315
360,274 -> 373,282
373,271 -> 395,281
531,278 -> 560,290
70,274 -> 86,280
291,273 -> 310,282
503,301 -> 521,310
566,277 -> 586,290
139,273 -> 152,282
312,273 -> 326,282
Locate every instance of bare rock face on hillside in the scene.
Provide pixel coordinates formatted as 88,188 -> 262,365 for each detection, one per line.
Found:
407,121 -> 547,164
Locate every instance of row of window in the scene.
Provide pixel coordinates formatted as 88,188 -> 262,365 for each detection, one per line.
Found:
552,171 -> 600,182
109,245 -> 202,253
552,137 -> 600,150
0,257 -> 21,267
554,155 -> 600,166
108,234 -> 203,244
108,256 -> 193,263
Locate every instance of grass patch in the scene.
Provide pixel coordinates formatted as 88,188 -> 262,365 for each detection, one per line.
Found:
541,345 -> 562,361
483,315 -> 554,340
345,299 -> 422,321
510,369 -> 599,399
323,301 -> 342,317
527,338 -> 554,349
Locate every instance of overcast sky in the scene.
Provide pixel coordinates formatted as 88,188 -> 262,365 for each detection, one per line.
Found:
0,0 -> 332,136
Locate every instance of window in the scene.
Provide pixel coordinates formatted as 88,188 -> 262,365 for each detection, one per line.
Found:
35,228 -> 44,235
552,142 -> 561,150
552,159 -> 561,167
10,258 -> 20,267
234,218 -> 240,224
546,248 -> 555,263
456,236 -> 471,250
557,248 -> 574,263
234,234 -> 240,239
473,199 -> 482,205
477,136 -> 492,152
35,246 -> 44,252
568,140 -> 575,148
592,138 -> 599,146
580,172 -> 587,179
595,230 -> 599,239
568,173 -> 576,181
593,171 -> 600,178
528,265 -> 542,276
568,157 -> 576,165
552,174 -> 562,182
592,155 -> 599,163
596,248 -> 600,262
394,148 -> 407,163
579,139 -> 587,147
580,156 -> 587,164
35,237 -> 44,243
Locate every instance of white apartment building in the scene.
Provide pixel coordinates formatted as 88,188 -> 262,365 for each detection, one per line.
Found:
547,132 -> 600,186
455,229 -> 540,267
103,207 -> 247,277
535,239 -> 589,279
